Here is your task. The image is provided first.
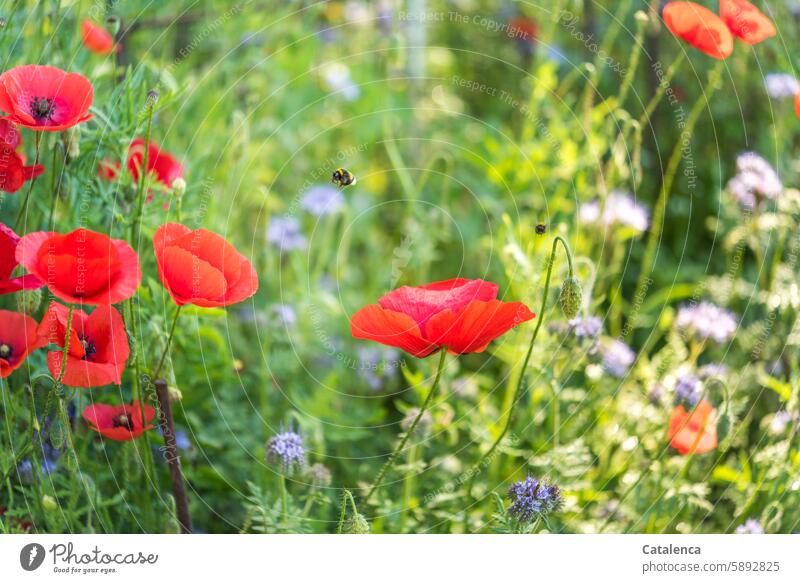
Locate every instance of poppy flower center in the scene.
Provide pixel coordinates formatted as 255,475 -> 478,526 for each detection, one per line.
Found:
30,97 -> 56,120
80,337 -> 96,360
0,343 -> 12,360
112,414 -> 133,431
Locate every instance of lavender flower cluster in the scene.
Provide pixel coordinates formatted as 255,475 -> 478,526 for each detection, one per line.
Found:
726,152 -> 783,209
266,426 -> 306,473
507,475 -> 563,524
676,302 -> 737,344
579,191 -> 649,233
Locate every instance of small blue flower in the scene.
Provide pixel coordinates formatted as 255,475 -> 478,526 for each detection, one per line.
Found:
601,340 -> 635,378
507,475 -> 562,524
266,425 -> 305,473
301,185 -> 344,217
269,304 -> 297,329
676,302 -> 737,344
268,216 -> 307,253
569,316 -> 602,339
674,375 -> 702,407
735,519 -> 764,534
16,460 -> 34,485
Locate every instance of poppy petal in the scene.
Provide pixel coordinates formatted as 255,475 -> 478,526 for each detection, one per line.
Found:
425,300 -> 535,354
350,304 -> 437,358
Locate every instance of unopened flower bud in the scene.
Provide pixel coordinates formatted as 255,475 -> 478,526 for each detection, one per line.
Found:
344,513 -> 370,534
559,276 -> 583,320
168,385 -> 182,402
634,10 -> 649,23
42,495 -> 58,512
172,177 -> 186,198
66,127 -> 80,160
15,288 -> 42,315
105,16 -> 120,36
146,89 -> 159,106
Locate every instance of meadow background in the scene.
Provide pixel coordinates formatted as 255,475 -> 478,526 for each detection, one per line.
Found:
0,0 -> 798,534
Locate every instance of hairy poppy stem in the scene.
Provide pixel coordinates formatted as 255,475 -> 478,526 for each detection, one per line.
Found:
336,489 -> 360,534
130,94 -> 155,248
364,348 -> 447,504
632,60 -> 724,316
13,132 -> 41,231
153,305 -> 182,380
463,235 -> 574,525
154,379 -> 192,534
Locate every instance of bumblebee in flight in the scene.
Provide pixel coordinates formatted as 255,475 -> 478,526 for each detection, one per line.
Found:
331,168 -> 357,188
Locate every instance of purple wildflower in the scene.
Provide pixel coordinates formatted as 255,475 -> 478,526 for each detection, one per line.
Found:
736,519 -> 764,534
727,152 -> 782,209
507,475 -> 563,524
674,375 -> 702,407
676,302 -> 737,344
266,426 -> 306,474
300,185 -> 344,217
601,340 -> 636,378
579,191 -> 649,233
268,216 -> 307,253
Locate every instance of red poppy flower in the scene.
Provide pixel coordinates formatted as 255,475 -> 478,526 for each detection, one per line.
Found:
97,158 -> 120,181
0,117 -> 21,149
720,0 -> 776,45
0,65 -> 94,131
668,399 -> 718,455
0,223 -> 43,294
82,401 -> 156,441
508,17 -> 539,43
795,92 -> 800,119
0,141 -> 44,193
38,302 -> 130,387
81,20 -> 115,55
16,228 -> 141,305
0,309 -> 46,378
350,278 -> 535,357
153,223 -> 259,307
127,138 -> 184,188
662,2 -> 734,59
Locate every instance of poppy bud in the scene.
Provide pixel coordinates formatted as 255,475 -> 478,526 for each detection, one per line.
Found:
105,16 -> 120,36
42,495 -> 58,512
146,89 -> 160,106
344,512 -> 370,534
66,127 -> 80,160
634,10 -> 648,23
15,288 -> 42,315
172,177 -> 186,198
559,276 -> 583,319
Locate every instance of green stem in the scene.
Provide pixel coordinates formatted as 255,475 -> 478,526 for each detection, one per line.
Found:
279,474 -> 288,524
632,61 -> 724,312
56,307 -> 74,386
130,98 -> 155,247
13,133 -> 42,231
336,489 -> 348,534
153,305 -> 182,380
364,349 -> 447,504
47,140 -> 62,231
464,236 -> 574,512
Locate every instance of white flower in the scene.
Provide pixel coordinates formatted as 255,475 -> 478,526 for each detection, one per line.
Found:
764,73 -> 800,100
580,191 -> 649,233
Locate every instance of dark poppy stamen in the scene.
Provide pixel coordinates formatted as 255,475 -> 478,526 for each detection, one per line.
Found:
112,414 -> 134,431
80,337 -> 97,360
29,97 -> 56,120
0,343 -> 12,359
